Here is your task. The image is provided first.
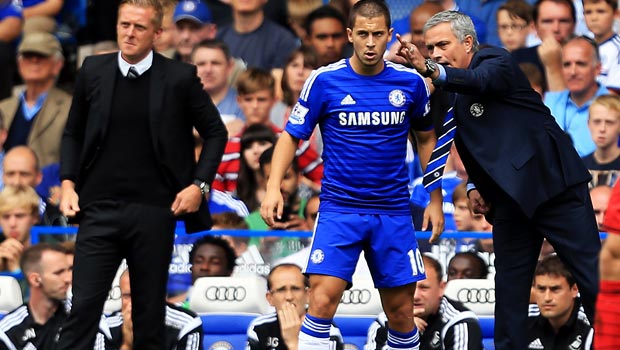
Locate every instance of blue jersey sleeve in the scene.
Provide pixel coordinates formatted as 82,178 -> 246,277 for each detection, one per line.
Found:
410,77 -> 432,131
285,69 -> 323,140
0,1 -> 23,20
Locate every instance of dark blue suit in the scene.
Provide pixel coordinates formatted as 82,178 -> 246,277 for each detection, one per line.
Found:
435,47 -> 600,350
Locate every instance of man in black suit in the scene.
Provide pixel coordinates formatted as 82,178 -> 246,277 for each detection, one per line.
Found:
398,11 -> 600,350
56,0 -> 227,349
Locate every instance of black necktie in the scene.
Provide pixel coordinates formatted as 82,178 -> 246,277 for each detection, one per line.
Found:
127,66 -> 139,79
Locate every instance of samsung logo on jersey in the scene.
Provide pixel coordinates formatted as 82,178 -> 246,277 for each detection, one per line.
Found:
338,111 -> 406,126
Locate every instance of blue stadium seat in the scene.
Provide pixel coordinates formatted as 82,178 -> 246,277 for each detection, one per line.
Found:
333,315 -> 375,350
479,316 -> 495,350
202,313 -> 258,350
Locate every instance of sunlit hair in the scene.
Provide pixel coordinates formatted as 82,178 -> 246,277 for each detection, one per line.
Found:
0,185 -> 39,217
119,0 -> 164,29
498,0 -> 533,23
348,0 -> 391,29
236,68 -> 275,96
424,11 -> 479,52
422,254 -> 443,282
589,95 -> 620,120
20,243 -> 67,276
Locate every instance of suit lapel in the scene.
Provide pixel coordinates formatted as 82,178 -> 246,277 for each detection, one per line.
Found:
149,53 -> 165,151
99,56 -> 118,138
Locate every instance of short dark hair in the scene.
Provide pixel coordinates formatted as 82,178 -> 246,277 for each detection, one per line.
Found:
534,255 -> 576,287
348,0 -> 391,29
305,5 -> 347,35
259,146 -> 300,175
498,0 -> 533,23
189,235 -> 237,273
422,255 -> 443,282
533,0 -> 576,24
448,252 -> 489,279
267,263 -> 309,290
192,39 -> 232,61
20,243 -> 67,276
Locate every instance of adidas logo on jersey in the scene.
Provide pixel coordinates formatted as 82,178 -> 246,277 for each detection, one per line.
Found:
340,94 -> 356,105
528,338 -> 544,349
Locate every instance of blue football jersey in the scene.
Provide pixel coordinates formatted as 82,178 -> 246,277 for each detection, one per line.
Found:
286,59 -> 431,214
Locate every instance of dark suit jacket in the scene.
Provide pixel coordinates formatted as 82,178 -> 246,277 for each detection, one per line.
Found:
60,52 -> 227,232
437,47 -> 590,217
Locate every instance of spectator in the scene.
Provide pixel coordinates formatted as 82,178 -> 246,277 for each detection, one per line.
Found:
597,181 -> 620,348
247,146 -> 310,263
172,0 -> 217,63
512,0 -> 576,91
168,235 -> 236,305
0,243 -> 71,349
528,255 -> 593,349
154,0 -> 176,58
236,124 -> 277,212
246,263 -> 344,350
3,146 -> 66,226
0,185 -> 40,273
545,36 -> 609,157
447,251 -> 489,281
213,68 -> 323,194
216,0 -> 298,71
286,0 -> 323,42
496,0 -> 534,52
98,269 -> 204,350
304,5 -> 348,67
213,212 -> 268,276
519,62 -> 545,97
583,0 -> 620,94
21,0 -> 64,18
582,95 -> 620,188
590,185 -> 612,230
366,255 -> 483,350
0,0 -> 22,100
0,32 -> 69,168
191,39 -> 246,136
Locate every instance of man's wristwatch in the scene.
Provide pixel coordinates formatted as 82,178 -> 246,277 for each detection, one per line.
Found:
421,58 -> 437,78
193,180 -> 210,195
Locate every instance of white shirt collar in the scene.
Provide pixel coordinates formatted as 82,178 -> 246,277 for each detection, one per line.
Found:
117,50 -> 153,76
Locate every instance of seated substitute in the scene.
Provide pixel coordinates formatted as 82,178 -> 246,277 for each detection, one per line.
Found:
0,243 -> 72,350
447,251 -> 489,281
246,263 -> 343,350
366,255 -> 483,350
97,269 -> 204,350
528,255 -> 593,349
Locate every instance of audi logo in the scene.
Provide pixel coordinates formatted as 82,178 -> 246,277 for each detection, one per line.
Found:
204,286 -> 247,302
340,289 -> 372,304
455,288 -> 495,304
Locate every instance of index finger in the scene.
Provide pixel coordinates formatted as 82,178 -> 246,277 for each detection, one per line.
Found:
395,33 -> 407,47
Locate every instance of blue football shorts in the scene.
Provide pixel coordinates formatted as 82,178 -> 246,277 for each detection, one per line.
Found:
303,211 -> 426,288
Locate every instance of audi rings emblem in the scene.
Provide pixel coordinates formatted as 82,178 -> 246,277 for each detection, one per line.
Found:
456,288 -> 495,304
340,289 -> 372,304
205,286 -> 247,302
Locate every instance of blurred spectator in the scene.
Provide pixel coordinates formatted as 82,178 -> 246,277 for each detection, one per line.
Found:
304,5 -> 348,67
528,255 -> 593,349
0,185 -> 39,273
168,235 -> 236,305
236,124 -> 277,212
597,181 -> 620,348
365,255 -> 483,350
0,32 -> 69,168
247,146 -> 310,263
519,62 -> 545,97
0,243 -> 71,349
98,269 -> 204,350
191,39 -> 246,136
407,2 -> 443,59
286,0 -> 322,41
496,0 -> 534,52
21,0 -> 64,18
590,185 -> 612,230
216,0 -> 298,70
512,0 -> 577,91
172,0 -> 217,63
92,40 -> 118,55
544,36 -> 609,157
3,146 -> 66,226
0,0 -> 22,100
154,0 -> 176,58
213,68 -> 323,194
447,251 -> 489,281
246,264 -> 344,350
583,0 -> 620,94
582,95 -> 620,188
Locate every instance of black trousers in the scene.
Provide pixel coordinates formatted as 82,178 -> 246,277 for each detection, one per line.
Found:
56,200 -> 176,350
491,182 -> 600,350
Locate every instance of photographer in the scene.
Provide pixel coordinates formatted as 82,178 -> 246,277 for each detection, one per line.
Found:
246,146 -> 311,263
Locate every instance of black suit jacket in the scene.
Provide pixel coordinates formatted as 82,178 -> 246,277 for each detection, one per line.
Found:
437,47 -> 590,217
60,52 -> 228,232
